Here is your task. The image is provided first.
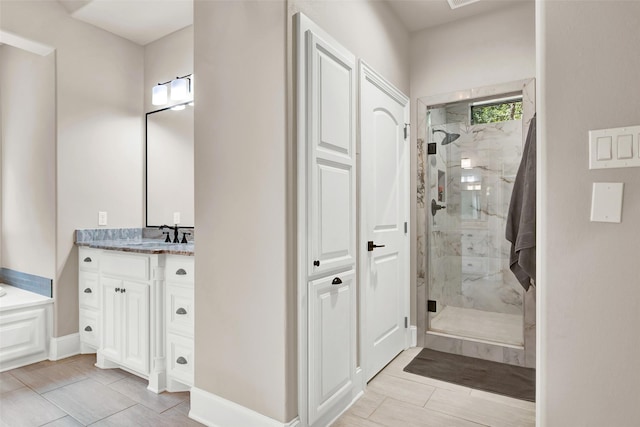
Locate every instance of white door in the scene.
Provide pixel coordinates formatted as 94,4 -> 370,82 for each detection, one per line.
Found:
101,277 -> 122,362
307,33 -> 356,278
308,270 -> 355,424
122,280 -> 149,374
297,13 -> 358,427
360,62 -> 410,381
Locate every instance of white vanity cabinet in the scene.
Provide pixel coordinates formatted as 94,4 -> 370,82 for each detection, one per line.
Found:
77,245 -> 194,393
95,251 -> 159,382
164,255 -> 194,391
78,248 -> 101,352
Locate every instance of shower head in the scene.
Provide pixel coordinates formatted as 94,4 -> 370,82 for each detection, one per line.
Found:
432,129 -> 460,145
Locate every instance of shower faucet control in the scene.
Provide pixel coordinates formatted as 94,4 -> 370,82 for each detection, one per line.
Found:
431,199 -> 446,216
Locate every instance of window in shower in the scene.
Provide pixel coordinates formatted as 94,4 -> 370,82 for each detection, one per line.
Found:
471,95 -> 523,125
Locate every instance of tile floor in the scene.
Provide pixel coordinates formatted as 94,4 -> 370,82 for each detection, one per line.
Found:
0,349 -> 535,427
332,347 -> 535,427
430,306 -> 523,347
0,354 -> 203,426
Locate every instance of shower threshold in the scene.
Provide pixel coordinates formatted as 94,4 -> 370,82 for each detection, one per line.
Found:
429,306 -> 523,348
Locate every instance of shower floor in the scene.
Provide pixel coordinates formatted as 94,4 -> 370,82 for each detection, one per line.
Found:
430,306 -> 523,347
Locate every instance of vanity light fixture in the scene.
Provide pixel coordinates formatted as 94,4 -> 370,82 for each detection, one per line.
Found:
170,76 -> 190,101
152,84 -> 168,106
151,73 -> 193,106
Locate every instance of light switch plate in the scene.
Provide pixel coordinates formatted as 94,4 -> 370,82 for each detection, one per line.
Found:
589,125 -> 640,169
98,211 -> 108,226
590,182 -> 623,223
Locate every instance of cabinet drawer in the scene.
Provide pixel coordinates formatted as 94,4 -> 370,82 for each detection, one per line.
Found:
166,285 -> 194,337
165,256 -> 194,284
79,309 -> 99,348
101,252 -> 149,281
79,248 -> 100,271
79,272 -> 99,310
167,334 -> 194,386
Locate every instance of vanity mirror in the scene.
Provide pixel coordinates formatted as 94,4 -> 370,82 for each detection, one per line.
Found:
146,102 -> 194,227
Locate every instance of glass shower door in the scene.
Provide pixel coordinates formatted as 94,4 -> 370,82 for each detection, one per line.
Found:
426,107 -> 524,347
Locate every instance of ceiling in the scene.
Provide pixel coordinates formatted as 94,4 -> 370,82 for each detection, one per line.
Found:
385,0 -> 531,33
59,0 -> 193,46
59,0 -> 529,46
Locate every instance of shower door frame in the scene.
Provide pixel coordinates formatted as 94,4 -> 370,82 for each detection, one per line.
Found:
416,78 -> 537,368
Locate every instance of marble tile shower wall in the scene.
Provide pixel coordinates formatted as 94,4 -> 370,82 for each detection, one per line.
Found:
453,120 -> 524,315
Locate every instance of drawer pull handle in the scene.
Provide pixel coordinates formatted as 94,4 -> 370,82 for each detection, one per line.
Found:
84,288 -> 92,293
84,326 -> 93,332
332,277 -> 342,285
176,268 -> 187,276
176,357 -> 188,365
83,257 -> 92,263
176,307 -> 187,315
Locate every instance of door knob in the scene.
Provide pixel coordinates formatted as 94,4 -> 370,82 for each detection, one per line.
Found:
367,241 -> 386,252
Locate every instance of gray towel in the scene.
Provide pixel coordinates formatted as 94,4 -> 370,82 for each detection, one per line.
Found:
506,115 -> 536,291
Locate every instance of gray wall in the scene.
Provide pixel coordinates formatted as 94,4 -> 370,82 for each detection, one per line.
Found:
538,1 -> 640,424
193,0 -> 290,422
193,0 -> 409,423
144,25 -> 193,113
0,0 -> 144,337
0,45 -> 56,282
409,2 -> 535,326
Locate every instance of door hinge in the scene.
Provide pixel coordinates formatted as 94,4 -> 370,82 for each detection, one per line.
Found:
404,123 -> 410,140
404,317 -> 408,328
404,222 -> 408,234
427,300 -> 437,313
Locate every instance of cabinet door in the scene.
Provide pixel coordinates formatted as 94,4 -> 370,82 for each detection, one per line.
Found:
307,30 -> 356,277
101,277 -> 122,361
308,270 -> 356,425
121,280 -> 150,374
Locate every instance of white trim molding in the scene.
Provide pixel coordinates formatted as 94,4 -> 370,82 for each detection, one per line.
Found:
410,325 -> 418,347
189,387 -> 300,427
49,333 -> 80,361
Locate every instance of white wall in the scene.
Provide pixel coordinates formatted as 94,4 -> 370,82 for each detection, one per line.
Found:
409,1 -> 535,324
144,25 -> 193,113
0,0 -> 144,336
0,45 -> 56,281
538,1 -> 640,424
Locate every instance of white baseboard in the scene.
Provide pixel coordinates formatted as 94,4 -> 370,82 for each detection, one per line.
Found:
410,325 -> 417,347
190,387 -> 300,427
49,333 -> 80,361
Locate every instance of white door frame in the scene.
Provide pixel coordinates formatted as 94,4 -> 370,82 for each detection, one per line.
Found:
358,60 -> 411,384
